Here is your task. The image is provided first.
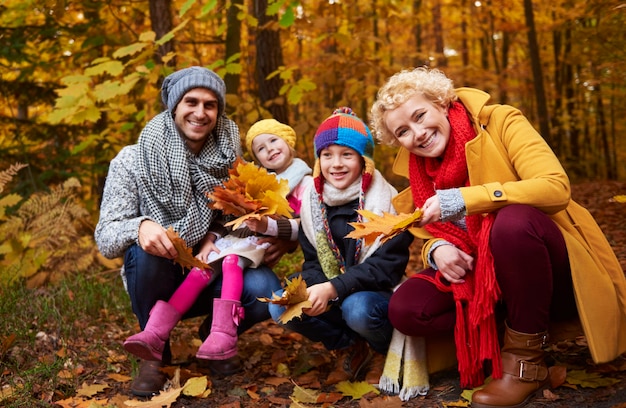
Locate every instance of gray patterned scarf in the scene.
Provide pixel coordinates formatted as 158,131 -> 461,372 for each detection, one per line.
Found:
137,111 -> 241,247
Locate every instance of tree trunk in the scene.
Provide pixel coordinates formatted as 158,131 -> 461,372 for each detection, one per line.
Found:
253,0 -> 288,123
432,0 -> 446,67
224,0 -> 243,100
523,0 -> 551,145
149,0 -> 175,67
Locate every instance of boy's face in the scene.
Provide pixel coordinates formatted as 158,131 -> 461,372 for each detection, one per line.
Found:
251,133 -> 293,174
383,92 -> 450,158
319,144 -> 363,190
173,88 -> 220,154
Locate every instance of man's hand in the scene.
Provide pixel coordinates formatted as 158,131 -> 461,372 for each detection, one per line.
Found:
258,236 -> 298,267
138,220 -> 178,259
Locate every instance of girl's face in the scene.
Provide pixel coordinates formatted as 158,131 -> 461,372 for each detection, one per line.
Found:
251,133 -> 293,174
383,93 -> 450,158
319,144 -> 363,190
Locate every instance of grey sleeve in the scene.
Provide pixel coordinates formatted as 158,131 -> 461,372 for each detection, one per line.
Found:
94,147 -> 150,259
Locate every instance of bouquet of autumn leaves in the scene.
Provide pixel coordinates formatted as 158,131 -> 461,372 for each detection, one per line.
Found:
163,158 -> 293,272
205,157 -> 293,229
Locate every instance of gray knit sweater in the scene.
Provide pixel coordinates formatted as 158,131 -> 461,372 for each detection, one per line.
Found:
95,145 -> 152,259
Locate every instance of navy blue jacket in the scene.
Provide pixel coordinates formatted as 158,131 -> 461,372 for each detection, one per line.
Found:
295,198 -> 414,301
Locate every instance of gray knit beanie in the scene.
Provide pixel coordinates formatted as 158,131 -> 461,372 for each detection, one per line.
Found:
161,66 -> 226,114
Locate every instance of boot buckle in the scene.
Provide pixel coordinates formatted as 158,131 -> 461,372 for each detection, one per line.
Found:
518,360 -> 547,381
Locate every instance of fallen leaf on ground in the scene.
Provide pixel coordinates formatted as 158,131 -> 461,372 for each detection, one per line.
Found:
124,386 -> 183,407
334,381 -> 379,399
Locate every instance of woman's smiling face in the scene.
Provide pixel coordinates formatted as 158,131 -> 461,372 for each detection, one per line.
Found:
383,93 -> 450,158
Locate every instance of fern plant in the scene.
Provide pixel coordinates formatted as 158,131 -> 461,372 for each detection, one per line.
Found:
0,164 -> 96,287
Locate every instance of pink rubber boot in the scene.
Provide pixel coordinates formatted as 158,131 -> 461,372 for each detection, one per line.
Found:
196,298 -> 244,360
124,300 -> 181,361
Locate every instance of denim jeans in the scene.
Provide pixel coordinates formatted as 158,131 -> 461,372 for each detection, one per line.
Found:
124,244 -> 281,334
268,288 -> 393,354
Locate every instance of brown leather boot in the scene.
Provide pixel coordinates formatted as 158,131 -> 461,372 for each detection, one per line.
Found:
471,324 -> 549,408
130,360 -> 167,396
364,351 -> 385,385
325,339 -> 372,385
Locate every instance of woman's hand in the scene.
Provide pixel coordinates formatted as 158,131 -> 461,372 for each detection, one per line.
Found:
431,245 -> 474,284
304,282 -> 337,316
419,195 -> 442,225
138,220 -> 177,259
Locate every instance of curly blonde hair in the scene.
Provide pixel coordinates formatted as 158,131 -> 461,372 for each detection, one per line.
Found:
370,67 -> 458,146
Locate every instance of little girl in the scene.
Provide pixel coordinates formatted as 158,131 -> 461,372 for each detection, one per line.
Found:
123,119 -> 312,363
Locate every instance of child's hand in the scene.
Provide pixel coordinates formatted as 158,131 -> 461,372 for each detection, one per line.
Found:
245,216 -> 269,233
195,233 -> 220,264
304,282 -> 338,316
259,237 -> 299,267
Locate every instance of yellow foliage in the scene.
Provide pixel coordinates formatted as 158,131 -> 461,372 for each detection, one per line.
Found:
257,275 -> 312,324
207,158 -> 293,230
346,209 -> 424,245
0,174 -> 96,288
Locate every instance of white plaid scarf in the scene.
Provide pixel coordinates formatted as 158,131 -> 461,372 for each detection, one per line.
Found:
137,111 -> 241,247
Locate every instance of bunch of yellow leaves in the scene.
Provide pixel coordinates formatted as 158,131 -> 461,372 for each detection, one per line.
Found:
346,208 -> 424,245
257,275 -> 312,324
206,158 -> 293,230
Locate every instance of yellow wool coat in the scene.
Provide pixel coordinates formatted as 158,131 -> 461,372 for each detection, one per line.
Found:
392,87 -> 626,365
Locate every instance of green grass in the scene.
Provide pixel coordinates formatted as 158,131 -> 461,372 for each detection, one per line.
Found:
0,270 -> 135,407
0,248 -> 304,407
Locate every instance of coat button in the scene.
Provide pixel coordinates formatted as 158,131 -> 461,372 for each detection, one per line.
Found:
494,190 -> 503,197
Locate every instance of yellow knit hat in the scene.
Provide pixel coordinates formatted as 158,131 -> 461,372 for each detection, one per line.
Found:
245,119 -> 297,160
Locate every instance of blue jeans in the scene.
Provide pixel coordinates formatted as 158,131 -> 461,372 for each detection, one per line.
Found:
124,244 -> 281,334
268,289 -> 393,354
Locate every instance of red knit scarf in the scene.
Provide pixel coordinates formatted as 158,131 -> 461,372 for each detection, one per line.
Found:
408,102 -> 502,388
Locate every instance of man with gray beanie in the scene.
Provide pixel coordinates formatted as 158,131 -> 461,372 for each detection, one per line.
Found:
95,66 -> 284,396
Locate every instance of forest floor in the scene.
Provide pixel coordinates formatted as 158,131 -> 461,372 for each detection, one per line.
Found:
20,181 -> 626,408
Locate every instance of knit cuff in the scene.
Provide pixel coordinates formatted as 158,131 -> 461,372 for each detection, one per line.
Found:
276,218 -> 294,241
436,188 -> 466,222
427,240 -> 454,270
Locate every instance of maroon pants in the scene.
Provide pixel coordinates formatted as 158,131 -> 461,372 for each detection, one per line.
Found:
389,204 -> 576,335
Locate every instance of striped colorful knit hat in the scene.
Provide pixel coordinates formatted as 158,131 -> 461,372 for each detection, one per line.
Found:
314,107 -> 375,159
312,107 -> 376,194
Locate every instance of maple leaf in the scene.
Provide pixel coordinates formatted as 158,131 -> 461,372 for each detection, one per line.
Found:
611,195 -> 626,203
124,386 -> 183,407
165,227 -> 209,270
334,380 -> 380,399
182,375 -> 210,397
346,209 -> 423,245
257,275 -> 312,324
206,158 -> 293,230
75,381 -> 109,397
565,369 -> 621,388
